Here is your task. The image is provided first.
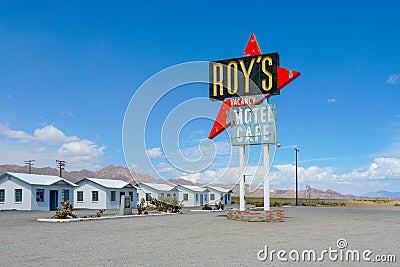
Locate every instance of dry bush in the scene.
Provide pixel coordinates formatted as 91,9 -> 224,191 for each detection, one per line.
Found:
52,200 -> 77,219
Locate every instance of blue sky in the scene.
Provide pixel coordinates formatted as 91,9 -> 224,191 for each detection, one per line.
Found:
1,1 -> 400,195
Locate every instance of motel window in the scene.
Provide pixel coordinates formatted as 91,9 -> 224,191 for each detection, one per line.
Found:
161,193 -> 164,197
92,191 -> 99,202
15,189 -> 22,202
111,191 -> 116,201
36,189 -> 45,202
0,189 -> 5,202
173,193 -> 176,197
137,193 -> 139,201
146,193 -> 151,201
129,191 -> 134,201
183,194 -> 188,201
220,194 -> 223,201
62,190 -> 69,202
210,194 -> 215,201
205,194 -> 208,201
77,191 -> 83,202
167,193 -> 171,197
195,194 -> 198,202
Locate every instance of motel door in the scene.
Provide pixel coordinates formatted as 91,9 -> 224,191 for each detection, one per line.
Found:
49,190 -> 58,211
200,194 -> 204,205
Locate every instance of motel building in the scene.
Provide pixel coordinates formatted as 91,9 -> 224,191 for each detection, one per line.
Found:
0,172 -> 77,211
205,186 -> 233,205
172,185 -> 210,207
74,178 -> 137,209
135,182 -> 176,202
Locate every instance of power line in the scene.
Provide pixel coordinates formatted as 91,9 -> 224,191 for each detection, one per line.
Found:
56,160 -> 66,178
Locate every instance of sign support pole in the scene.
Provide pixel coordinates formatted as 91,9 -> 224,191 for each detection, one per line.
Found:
263,144 -> 270,211
239,145 -> 246,211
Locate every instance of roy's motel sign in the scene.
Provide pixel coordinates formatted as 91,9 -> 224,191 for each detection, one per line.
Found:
209,53 -> 280,101
207,33 -> 300,142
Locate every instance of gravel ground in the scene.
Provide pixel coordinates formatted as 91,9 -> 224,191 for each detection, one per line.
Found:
0,206 -> 399,266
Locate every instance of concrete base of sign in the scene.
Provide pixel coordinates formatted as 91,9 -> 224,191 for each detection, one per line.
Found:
227,209 -> 284,222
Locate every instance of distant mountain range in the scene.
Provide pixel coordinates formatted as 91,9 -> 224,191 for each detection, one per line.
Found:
0,164 -> 162,184
0,164 -> 356,199
361,190 -> 400,199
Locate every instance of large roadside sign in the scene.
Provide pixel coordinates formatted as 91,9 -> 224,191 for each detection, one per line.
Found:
209,53 -> 280,101
208,33 -> 300,140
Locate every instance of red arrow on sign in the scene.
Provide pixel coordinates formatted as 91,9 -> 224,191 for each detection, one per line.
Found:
208,34 -> 300,139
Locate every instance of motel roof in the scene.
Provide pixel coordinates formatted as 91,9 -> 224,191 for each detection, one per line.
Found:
174,184 -> 208,193
77,177 -> 135,189
206,186 -> 233,194
137,182 -> 174,191
1,172 -> 77,187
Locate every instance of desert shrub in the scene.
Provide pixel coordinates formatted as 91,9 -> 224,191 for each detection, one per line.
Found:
394,203 -> 400,207
373,199 -> 390,204
95,209 -> 105,217
271,201 -> 282,207
52,200 -> 77,219
202,204 -> 213,210
148,196 -> 183,213
301,202 -> 316,206
316,201 -> 344,206
215,202 -> 225,210
137,198 -> 146,215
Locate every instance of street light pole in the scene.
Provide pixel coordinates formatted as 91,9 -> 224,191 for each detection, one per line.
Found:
295,148 -> 299,206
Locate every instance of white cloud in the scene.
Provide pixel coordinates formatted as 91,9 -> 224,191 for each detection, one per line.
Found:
58,140 -> 105,162
146,147 -> 164,159
130,163 -> 139,170
176,172 -> 200,183
0,124 -> 105,170
386,74 -> 400,85
61,110 -> 75,117
34,125 -> 79,144
172,157 -> 400,195
156,162 -> 176,173
326,98 -> 337,103
0,124 -> 79,144
266,157 -> 400,195
0,124 -> 33,140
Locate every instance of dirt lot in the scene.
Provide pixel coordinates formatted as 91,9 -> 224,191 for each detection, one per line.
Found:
0,206 -> 399,266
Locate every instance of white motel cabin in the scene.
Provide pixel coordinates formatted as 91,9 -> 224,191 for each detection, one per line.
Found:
136,182 -> 176,202
205,186 -> 233,205
0,172 -> 77,211
172,185 -> 210,207
74,178 -> 137,210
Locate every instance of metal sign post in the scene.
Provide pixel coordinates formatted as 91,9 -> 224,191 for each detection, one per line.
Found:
239,145 -> 246,211
263,144 -> 270,210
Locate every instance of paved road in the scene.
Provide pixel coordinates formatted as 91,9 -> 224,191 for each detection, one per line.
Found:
0,206 -> 399,266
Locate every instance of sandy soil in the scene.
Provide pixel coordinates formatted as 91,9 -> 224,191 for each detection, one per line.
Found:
0,206 -> 399,266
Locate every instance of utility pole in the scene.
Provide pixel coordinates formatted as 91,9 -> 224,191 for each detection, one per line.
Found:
24,160 -> 35,174
56,160 -> 66,178
295,148 -> 299,206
